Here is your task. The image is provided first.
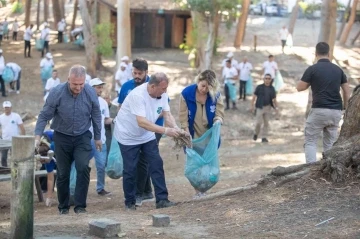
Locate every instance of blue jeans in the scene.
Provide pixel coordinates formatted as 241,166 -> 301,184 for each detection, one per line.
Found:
119,139 -> 168,206
41,78 -> 47,95
91,141 -> 107,192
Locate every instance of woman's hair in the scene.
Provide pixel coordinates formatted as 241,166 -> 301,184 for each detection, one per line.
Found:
196,70 -> 219,101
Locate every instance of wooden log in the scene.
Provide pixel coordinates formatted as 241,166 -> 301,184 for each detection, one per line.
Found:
10,136 -> 35,239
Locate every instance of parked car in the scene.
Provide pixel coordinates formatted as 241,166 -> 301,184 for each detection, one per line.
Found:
249,3 -> 263,15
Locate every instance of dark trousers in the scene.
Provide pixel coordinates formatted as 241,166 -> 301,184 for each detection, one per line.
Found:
24,40 -> 31,57
119,138 -> 168,206
12,32 -> 18,41
224,84 -> 230,109
10,70 -> 21,91
0,75 -> 5,96
239,80 -> 247,100
136,133 -> 162,197
105,125 -> 112,159
58,31 -> 63,43
1,149 -> 9,167
53,130 -> 92,211
41,41 -> 49,57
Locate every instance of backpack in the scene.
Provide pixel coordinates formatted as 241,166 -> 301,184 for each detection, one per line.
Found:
2,66 -> 14,83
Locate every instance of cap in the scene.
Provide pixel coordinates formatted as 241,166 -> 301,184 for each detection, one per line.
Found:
121,56 -> 129,61
89,78 -> 105,87
0,49 -> 3,53
227,52 -> 234,58
120,62 -> 127,68
45,52 -> 53,59
3,101 -> 11,108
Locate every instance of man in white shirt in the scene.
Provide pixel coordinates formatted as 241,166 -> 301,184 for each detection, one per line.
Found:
44,69 -> 60,101
40,23 -> 50,58
0,101 -> 25,167
6,62 -> 21,94
279,25 -> 288,53
114,72 -> 182,210
0,49 -> 6,97
263,55 -> 278,80
114,62 -> 128,94
57,19 -> 66,43
40,52 -> 55,95
24,24 -> 34,58
221,52 -> 239,77
222,59 -> 238,110
89,78 -> 113,196
238,57 -> 253,101
121,56 -> 133,80
12,19 -> 19,41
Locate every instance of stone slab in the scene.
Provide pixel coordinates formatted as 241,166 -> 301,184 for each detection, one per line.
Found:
89,218 -> 121,238
152,214 -> 170,227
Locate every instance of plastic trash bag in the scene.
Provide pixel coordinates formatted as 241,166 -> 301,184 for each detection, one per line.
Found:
63,35 -> 69,43
41,66 -> 53,80
226,82 -> 236,101
2,66 -> 14,83
74,35 -> 84,47
105,136 -> 123,179
69,161 -> 76,196
246,75 -> 253,96
274,71 -> 284,93
185,122 -> 221,193
36,39 -> 45,51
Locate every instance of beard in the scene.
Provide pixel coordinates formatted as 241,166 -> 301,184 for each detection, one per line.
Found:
134,77 -> 146,86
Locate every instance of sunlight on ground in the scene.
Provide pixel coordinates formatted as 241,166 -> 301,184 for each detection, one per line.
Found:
277,91 -> 309,109
248,17 -> 267,25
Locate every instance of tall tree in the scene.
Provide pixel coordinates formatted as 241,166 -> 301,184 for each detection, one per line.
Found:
117,0 -> 131,65
60,0 -> 65,19
340,0 -> 359,45
318,0 -> 337,60
44,0 -> 49,22
70,0 -> 78,41
337,0 -> 351,41
52,0 -> 63,26
78,0 -> 98,76
288,0 -> 301,35
25,0 -> 32,27
234,0 -> 250,48
36,0 -> 41,30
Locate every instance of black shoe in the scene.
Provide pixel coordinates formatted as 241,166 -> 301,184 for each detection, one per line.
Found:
253,135 -> 258,141
262,138 -> 269,143
2,95 -> 7,97
135,196 -> 143,206
98,189 -> 111,196
142,192 -> 154,201
74,207 -> 87,214
156,200 -> 176,209
69,195 -> 75,206
225,107 -> 230,111
59,209 -> 69,215
125,203 -> 136,211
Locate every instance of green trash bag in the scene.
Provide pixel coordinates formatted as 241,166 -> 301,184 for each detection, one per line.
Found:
185,122 -> 221,193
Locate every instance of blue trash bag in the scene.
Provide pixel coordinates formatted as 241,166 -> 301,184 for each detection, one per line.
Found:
226,82 -> 236,101
2,66 -> 14,83
105,136 -> 123,179
63,35 -> 69,43
184,122 -> 221,193
36,39 -> 45,51
274,71 -> 284,93
74,35 -> 84,47
246,75 -> 253,96
69,161 -> 76,196
41,66 -> 53,80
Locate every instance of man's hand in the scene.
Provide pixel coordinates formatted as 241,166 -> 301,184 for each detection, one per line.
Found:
35,135 -> 41,151
214,119 -> 222,125
164,127 -> 181,138
95,140 -> 102,152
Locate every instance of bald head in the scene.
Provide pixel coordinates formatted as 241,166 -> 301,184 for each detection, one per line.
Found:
148,72 -> 169,86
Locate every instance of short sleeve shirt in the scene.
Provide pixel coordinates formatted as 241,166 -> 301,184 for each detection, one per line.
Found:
0,113 -> 23,140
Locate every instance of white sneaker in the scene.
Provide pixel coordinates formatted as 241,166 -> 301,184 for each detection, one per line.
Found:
45,198 -> 53,207
16,91 -> 20,94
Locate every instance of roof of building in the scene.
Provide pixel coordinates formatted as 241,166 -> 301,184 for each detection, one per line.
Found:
99,0 -> 190,13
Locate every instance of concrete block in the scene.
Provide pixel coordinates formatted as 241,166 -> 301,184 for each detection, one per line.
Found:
89,218 -> 121,238
152,214 -> 170,227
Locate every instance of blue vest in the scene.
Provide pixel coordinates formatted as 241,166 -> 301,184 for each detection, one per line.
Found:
181,84 -> 219,138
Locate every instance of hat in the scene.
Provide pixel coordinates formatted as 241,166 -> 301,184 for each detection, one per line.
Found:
45,52 -> 53,59
227,52 -> 234,58
3,101 -> 11,108
120,62 -> 127,68
89,78 -> 105,87
0,49 -> 3,53
121,56 -> 129,61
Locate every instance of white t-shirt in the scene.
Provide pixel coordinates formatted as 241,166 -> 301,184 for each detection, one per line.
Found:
45,77 -> 60,91
0,113 -> 23,140
263,60 -> 278,79
12,22 -> 19,32
125,63 -> 133,80
6,62 -> 21,81
221,58 -> 238,68
0,56 -> 5,75
85,74 -> 91,84
238,62 -> 253,81
115,69 -> 128,92
279,28 -> 288,40
114,83 -> 170,145
40,58 -> 54,68
57,21 -> 66,32
24,27 -> 33,41
40,28 -> 50,41
89,96 -> 109,144
223,66 -> 238,84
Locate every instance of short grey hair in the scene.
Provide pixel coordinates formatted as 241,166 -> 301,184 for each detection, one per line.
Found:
68,65 -> 86,78
148,72 -> 169,86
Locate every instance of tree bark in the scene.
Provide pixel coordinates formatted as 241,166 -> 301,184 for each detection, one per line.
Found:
25,0 -> 32,27
234,0 -> 250,48
321,88 -> 360,182
36,0 -> 41,30
337,0 -> 351,41
60,0 -> 65,19
328,0 -> 337,60
52,0 -> 63,27
78,0 -> 98,77
191,11 -> 206,72
116,0 -> 131,66
288,0 -> 301,35
340,0 -> 359,45
70,0 -> 78,41
351,29 -> 360,45
44,0 -> 49,23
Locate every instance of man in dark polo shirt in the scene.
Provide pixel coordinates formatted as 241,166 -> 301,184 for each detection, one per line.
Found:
296,42 -> 351,163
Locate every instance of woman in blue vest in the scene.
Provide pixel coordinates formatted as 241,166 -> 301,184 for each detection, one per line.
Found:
179,70 -> 225,197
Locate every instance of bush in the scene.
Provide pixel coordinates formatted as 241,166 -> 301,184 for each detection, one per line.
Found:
12,1 -> 23,13
95,23 -> 113,57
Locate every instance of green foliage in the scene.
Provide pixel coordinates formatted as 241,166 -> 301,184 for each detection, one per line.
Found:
11,1 -> 23,13
95,23 -> 113,57
174,0 -> 239,14
0,0 -> 6,7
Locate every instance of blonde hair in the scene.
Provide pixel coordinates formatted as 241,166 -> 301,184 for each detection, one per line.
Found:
196,70 -> 219,101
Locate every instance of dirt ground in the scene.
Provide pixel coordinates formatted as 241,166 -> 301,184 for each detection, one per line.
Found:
0,5 -> 360,238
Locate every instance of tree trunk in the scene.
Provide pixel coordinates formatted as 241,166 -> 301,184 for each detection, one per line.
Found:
337,0 -> 351,41
116,0 -> 131,66
44,0 -> 49,23
328,0 -> 337,60
70,0 -> 78,41
36,0 -> 41,30
25,0 -> 32,27
234,0 -> 250,48
321,88 -> 360,182
340,0 -> 359,45
78,0 -> 98,77
60,0 -> 65,19
351,29 -> 360,45
288,0 -> 301,35
52,0 -> 63,27
191,11 -> 206,72
213,10 -> 220,54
